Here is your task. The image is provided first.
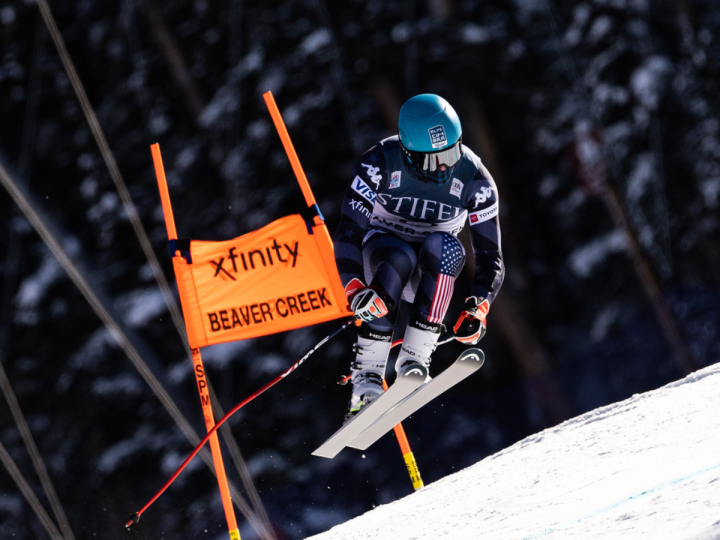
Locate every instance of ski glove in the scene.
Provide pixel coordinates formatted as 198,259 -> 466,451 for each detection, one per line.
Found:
345,278 -> 391,322
453,297 -> 489,345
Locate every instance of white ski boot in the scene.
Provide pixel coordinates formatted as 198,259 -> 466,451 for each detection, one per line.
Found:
347,334 -> 393,420
395,323 -> 441,380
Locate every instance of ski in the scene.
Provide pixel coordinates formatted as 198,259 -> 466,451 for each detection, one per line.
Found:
348,348 -> 485,451
312,364 -> 428,459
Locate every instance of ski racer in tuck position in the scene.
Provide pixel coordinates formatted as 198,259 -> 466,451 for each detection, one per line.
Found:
334,93 -> 505,419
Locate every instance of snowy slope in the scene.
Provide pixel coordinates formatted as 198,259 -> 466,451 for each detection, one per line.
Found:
308,361 -> 720,540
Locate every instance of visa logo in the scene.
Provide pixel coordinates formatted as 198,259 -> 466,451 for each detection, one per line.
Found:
351,176 -> 376,204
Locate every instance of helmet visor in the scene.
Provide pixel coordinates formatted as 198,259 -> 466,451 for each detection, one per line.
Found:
409,141 -> 463,172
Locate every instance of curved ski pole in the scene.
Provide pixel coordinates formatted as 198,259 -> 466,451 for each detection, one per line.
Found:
126,319 -> 355,528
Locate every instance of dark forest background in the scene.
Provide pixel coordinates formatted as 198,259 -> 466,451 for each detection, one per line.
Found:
0,0 -> 719,538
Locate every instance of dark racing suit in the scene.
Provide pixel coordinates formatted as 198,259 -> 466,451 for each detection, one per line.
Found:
334,136 -> 504,336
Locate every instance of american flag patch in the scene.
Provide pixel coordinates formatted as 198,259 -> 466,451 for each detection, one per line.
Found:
429,273 -> 455,324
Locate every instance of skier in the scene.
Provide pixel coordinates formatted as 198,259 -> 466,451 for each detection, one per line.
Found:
334,94 -> 504,419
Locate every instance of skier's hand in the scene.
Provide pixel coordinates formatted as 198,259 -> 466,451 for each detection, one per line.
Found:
345,279 -> 391,322
453,297 -> 489,345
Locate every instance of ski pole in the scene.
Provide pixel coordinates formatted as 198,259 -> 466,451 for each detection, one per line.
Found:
126,319 -> 355,528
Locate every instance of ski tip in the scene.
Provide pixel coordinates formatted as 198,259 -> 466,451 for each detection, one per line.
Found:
460,348 -> 485,366
398,363 -> 428,379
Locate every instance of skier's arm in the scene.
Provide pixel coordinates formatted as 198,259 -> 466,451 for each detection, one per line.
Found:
464,164 -> 505,307
452,164 -> 504,344
333,146 -> 386,292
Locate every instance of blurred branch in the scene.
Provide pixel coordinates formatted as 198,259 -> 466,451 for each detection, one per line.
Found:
0,12 -> 75,538
0,440 -> 64,540
135,0 -> 226,165
668,0 -> 695,43
427,0 -> 456,22
136,0 -> 204,119
0,362 -> 76,540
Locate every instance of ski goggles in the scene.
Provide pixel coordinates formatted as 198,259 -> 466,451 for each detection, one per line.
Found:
405,139 -> 463,172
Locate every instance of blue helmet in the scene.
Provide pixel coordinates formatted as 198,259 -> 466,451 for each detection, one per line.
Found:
398,94 -> 463,183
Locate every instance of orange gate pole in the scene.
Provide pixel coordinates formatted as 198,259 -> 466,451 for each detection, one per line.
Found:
262,91 -> 327,230
262,90 -> 351,319
150,143 -> 241,540
262,91 -> 316,208
382,379 -> 424,490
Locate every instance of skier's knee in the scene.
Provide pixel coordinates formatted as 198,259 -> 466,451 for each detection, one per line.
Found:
422,232 -> 464,256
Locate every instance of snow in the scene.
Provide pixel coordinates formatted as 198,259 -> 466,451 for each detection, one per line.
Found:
592,83 -> 629,109
564,4 -> 591,47
86,191 -> 120,223
257,65 -> 286,98
630,56 -> 673,110
174,141 -> 202,171
14,252 -> 63,310
200,86 -> 240,128
116,287 -> 168,327
308,361 -> 720,540
461,24 -> 492,44
391,23 -> 411,44
0,7 -> 14,25
626,152 -> 655,204
0,494 -> 22,517
97,424 -> 172,474
282,85 -> 335,128
66,328 -> 118,372
300,29 -> 331,56
700,178 -> 720,209
91,373 -> 143,396
587,15 -> 613,45
512,0 -> 544,26
567,229 -> 628,277
200,339 -> 253,369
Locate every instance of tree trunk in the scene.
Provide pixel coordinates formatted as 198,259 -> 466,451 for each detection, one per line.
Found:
573,127 -> 695,375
